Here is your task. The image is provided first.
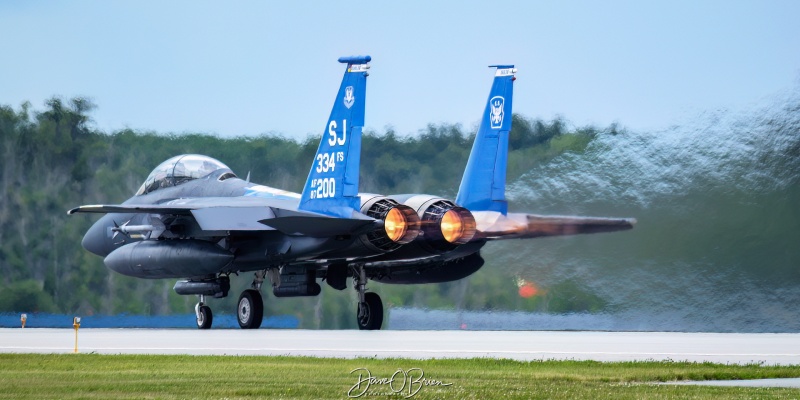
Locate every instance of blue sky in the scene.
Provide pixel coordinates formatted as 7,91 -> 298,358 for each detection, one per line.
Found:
1,1 -> 798,139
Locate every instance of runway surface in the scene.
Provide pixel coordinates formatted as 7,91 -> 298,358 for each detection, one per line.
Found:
662,378 -> 800,388
1,329 -> 799,365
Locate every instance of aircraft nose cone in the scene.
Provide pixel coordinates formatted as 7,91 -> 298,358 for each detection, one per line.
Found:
82,216 -> 112,256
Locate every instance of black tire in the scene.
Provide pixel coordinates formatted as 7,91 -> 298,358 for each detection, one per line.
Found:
237,289 -> 264,329
357,292 -> 383,330
197,305 -> 213,329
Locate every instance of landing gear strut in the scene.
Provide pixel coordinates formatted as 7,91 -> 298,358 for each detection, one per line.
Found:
237,270 -> 265,329
354,265 -> 383,330
195,295 -> 212,329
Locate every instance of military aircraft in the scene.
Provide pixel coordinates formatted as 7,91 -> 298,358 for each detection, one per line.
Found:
70,55 -> 635,330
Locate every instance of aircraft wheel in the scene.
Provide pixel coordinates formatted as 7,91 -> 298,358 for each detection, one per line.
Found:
196,305 -> 213,329
237,289 -> 263,329
357,292 -> 383,330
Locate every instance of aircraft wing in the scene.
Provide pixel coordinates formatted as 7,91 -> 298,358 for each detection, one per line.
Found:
472,211 -> 636,240
68,204 -> 193,215
68,197 -> 376,236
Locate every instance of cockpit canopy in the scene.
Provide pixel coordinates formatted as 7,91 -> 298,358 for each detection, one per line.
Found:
135,154 -> 233,196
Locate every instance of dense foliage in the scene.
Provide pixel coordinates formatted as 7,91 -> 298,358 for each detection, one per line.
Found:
0,97 -> 614,328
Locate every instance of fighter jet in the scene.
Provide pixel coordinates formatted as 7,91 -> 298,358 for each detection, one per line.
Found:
70,56 -> 635,330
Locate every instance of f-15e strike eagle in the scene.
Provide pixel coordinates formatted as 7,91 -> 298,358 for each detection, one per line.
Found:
70,56 -> 635,330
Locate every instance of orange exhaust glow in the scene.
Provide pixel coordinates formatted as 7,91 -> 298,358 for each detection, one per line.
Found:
441,210 -> 464,243
384,207 -> 408,242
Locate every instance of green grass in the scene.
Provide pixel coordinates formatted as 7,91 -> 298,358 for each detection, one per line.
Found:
1,354 -> 799,399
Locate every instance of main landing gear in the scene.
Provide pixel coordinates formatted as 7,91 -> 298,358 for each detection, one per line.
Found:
192,268 -> 386,331
354,265 -> 383,330
193,271 -> 266,330
237,269 -> 265,329
237,289 -> 263,329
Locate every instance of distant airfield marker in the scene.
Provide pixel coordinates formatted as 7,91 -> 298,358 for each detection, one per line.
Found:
72,317 -> 81,353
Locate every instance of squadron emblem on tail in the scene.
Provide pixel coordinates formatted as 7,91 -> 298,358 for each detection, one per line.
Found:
489,96 -> 504,129
344,86 -> 355,109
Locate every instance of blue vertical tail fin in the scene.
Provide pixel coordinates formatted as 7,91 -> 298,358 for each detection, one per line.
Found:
455,65 -> 516,215
299,56 -> 371,218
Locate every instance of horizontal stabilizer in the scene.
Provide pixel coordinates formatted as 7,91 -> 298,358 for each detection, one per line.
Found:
473,211 -> 636,240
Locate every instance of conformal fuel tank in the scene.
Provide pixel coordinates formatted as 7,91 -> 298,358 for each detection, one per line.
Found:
104,240 -> 233,279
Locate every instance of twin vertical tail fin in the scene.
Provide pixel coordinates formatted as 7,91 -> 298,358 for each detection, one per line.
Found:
299,56 -> 371,218
454,66 -> 636,240
455,65 -> 516,215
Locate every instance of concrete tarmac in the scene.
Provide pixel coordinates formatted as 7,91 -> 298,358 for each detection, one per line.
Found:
662,378 -> 800,388
2,329 -> 799,365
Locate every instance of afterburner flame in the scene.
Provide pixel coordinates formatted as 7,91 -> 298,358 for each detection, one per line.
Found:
384,207 -> 408,242
441,210 -> 464,243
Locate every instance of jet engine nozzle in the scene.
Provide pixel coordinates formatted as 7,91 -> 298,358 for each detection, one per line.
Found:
421,203 -> 477,245
389,195 -> 478,252
438,207 -> 477,244
359,195 -> 421,252
383,205 -> 420,244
